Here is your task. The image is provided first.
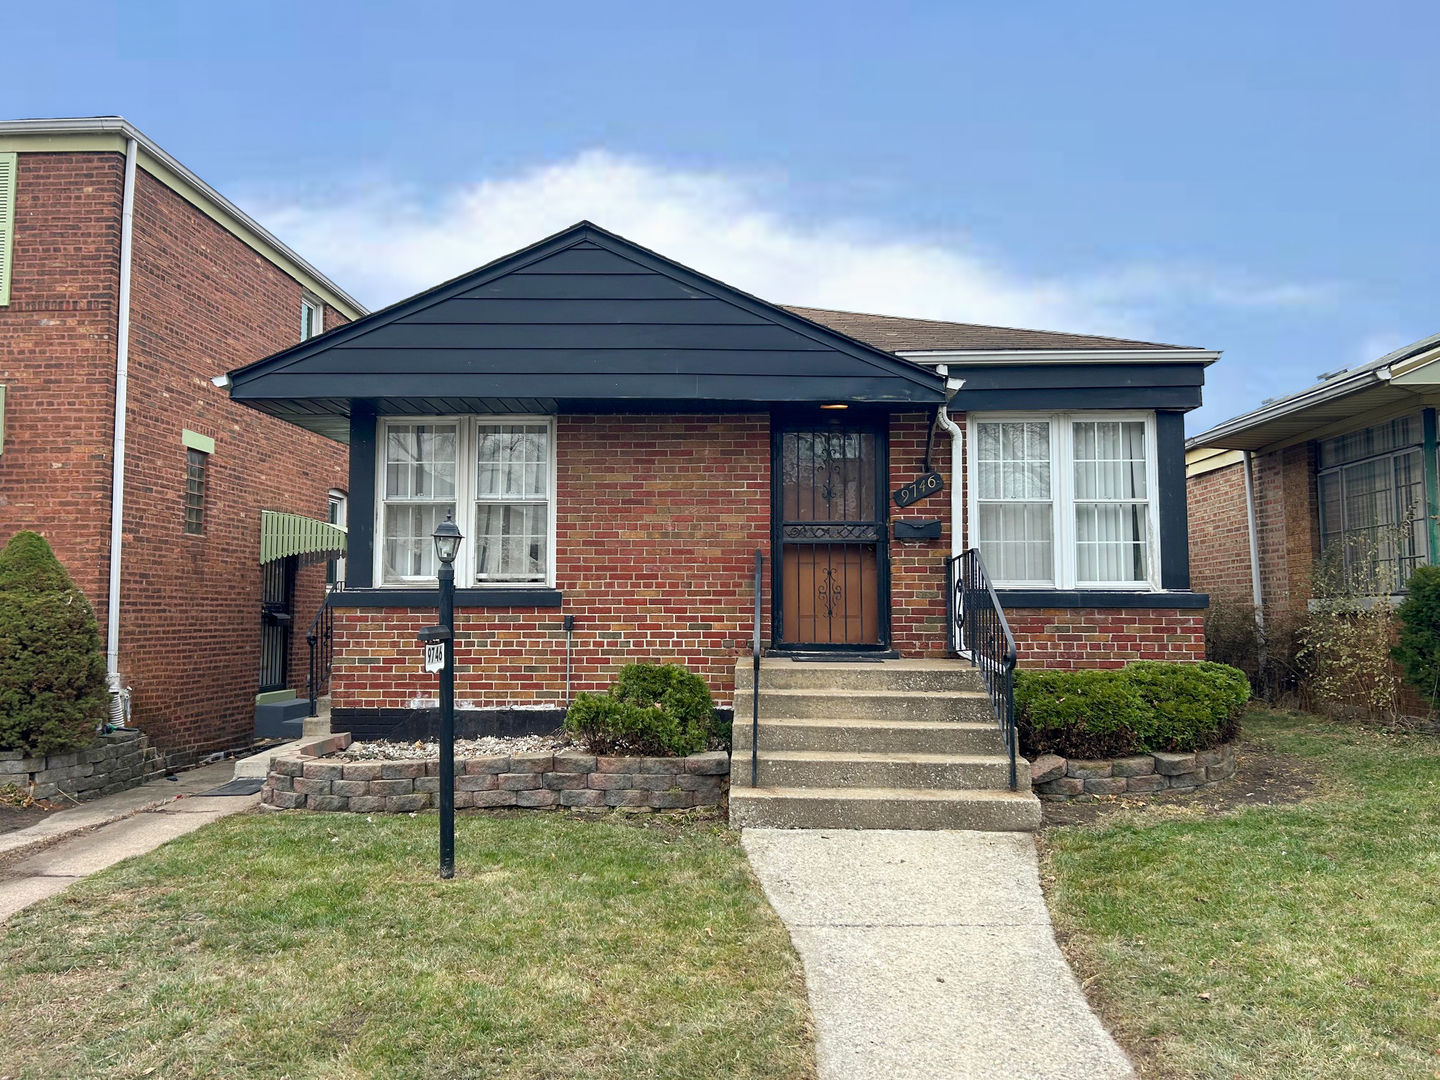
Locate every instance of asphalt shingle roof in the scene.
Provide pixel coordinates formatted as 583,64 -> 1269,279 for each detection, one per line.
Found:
785,306 -> 1194,353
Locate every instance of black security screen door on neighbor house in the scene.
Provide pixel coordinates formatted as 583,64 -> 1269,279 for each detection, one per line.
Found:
259,556 -> 295,693
774,416 -> 889,649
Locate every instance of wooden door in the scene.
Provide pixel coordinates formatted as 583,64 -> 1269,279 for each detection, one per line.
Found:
776,419 -> 888,648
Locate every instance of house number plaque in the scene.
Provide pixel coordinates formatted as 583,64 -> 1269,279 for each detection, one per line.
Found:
893,471 -> 944,508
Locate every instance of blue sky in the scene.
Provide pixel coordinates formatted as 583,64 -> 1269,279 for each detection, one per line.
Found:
13,0 -> 1438,433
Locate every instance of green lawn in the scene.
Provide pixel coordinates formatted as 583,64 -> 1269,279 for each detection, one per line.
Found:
0,810 -> 814,1080
1043,708 -> 1440,1079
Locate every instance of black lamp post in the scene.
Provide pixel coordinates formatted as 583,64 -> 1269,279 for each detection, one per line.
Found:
432,513 -> 462,879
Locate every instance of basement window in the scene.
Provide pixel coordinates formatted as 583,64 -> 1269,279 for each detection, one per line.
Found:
184,448 -> 208,535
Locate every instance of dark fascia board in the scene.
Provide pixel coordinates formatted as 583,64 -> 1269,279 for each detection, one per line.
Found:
995,590 -> 1209,609
228,221 -> 947,401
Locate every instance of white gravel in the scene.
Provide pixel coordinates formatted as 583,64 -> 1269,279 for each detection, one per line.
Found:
337,733 -> 571,761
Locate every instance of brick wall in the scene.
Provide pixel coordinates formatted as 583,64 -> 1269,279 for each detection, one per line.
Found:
0,149 -> 352,761
332,414 -> 772,711
116,168 -> 349,757
1005,608 -> 1206,667
1186,459 -> 1255,606
0,153 -> 125,624
889,411 -> 952,657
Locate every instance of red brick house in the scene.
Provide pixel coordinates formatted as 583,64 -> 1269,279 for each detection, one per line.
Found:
0,117 -> 364,764
227,222 -> 1215,745
1187,330 -> 1440,618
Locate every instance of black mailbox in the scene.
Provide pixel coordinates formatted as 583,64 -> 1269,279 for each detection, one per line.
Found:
893,519 -> 942,541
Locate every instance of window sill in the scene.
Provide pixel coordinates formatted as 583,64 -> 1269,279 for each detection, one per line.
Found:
330,587 -> 563,608
993,589 -> 1209,609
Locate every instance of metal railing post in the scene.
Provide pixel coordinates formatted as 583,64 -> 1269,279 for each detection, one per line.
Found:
752,547 -> 762,788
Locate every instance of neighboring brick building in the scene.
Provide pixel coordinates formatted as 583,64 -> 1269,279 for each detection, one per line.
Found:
228,222 -> 1215,739
0,117 -> 365,763
1188,330 -> 1440,617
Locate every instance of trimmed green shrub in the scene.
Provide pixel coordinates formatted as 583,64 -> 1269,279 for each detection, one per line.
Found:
1015,669 -> 1153,759
1016,660 -> 1250,759
564,662 -> 715,757
1123,661 -> 1250,751
1393,564 -> 1440,709
0,531 -> 109,755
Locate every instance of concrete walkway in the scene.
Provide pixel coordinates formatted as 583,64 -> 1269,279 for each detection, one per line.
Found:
741,829 -> 1135,1080
0,762 -> 259,922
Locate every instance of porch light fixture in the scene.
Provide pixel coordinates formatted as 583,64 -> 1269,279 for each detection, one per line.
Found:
433,514 -> 463,566
820,403 -> 849,410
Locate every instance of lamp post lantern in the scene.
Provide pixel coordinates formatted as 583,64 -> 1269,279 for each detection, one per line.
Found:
432,513 -> 462,879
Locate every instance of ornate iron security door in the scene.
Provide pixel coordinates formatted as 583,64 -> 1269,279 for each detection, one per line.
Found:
775,417 -> 889,648
259,555 -> 296,693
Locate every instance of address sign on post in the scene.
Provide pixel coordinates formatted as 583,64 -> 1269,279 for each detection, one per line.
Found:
424,642 -> 445,673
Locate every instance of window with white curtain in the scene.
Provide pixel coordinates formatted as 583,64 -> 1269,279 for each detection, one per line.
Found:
376,417 -> 556,587
381,422 -> 457,583
474,422 -> 550,582
975,420 -> 1055,584
971,413 -> 1159,589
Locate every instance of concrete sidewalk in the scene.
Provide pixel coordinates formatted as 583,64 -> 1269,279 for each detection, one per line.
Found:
742,829 -> 1134,1080
0,762 -> 259,922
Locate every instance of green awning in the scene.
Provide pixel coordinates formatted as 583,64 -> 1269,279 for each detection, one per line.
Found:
260,510 -> 347,564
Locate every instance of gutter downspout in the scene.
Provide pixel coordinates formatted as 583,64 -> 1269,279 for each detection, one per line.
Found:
105,137 -> 138,717
935,365 -> 964,562
1242,450 -> 1267,678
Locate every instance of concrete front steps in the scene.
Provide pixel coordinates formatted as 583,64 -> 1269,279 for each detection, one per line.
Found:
730,657 -> 1041,832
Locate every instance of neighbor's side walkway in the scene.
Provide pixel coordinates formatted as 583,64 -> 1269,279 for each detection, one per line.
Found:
0,762 -> 258,922
741,829 -> 1135,1080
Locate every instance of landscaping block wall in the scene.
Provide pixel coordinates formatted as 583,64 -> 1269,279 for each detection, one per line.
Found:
261,749 -> 731,813
1030,744 -> 1236,801
0,730 -> 166,803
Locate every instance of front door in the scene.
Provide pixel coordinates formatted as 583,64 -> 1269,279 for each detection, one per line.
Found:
259,556 -> 296,693
774,415 -> 889,649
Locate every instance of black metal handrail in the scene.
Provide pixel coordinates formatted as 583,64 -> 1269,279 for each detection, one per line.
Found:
306,586 -> 337,718
751,548 -> 762,788
946,550 -> 1019,790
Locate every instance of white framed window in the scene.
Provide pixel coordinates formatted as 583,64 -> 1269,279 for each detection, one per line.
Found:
969,412 -> 1160,590
375,416 -> 556,587
327,489 -> 348,588
300,295 -> 323,341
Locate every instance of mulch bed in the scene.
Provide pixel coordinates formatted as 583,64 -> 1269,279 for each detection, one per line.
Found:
1039,739 -> 1319,831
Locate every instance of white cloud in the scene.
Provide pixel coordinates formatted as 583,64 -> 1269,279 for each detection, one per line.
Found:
252,149 -> 1330,337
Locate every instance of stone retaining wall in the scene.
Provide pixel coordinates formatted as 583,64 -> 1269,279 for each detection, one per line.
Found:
0,730 -> 167,803
261,749 -> 730,813
1030,744 -> 1236,801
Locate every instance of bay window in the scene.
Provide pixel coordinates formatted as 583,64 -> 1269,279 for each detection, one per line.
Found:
971,413 -> 1159,589
378,417 -> 555,587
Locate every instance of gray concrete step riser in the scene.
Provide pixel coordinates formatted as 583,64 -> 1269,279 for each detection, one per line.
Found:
729,792 -> 1041,832
735,668 -> 987,693
733,693 -> 995,724
732,722 -> 1005,756
739,757 -> 1025,791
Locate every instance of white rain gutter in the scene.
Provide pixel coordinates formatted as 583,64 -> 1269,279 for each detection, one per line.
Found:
935,365 -> 965,560
105,137 -> 137,703
1242,450 -> 1267,672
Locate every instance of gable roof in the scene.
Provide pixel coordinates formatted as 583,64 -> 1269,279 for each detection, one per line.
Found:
786,307 -> 1197,353
229,222 -> 947,439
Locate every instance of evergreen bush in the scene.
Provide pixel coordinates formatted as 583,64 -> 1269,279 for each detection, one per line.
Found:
0,531 -> 109,755
1016,660 -> 1250,759
1015,669 -> 1152,759
1393,564 -> 1440,709
563,662 -> 714,756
